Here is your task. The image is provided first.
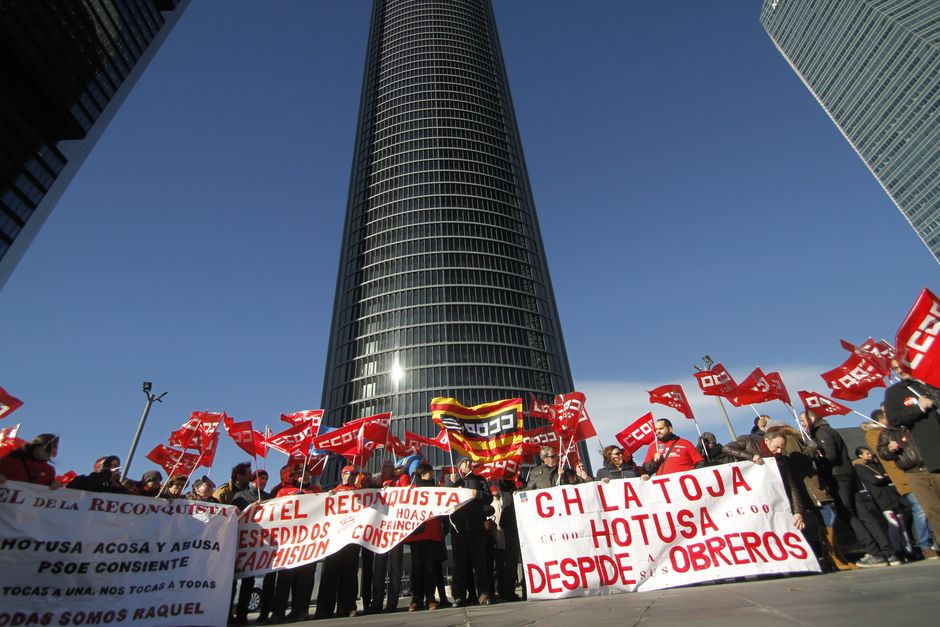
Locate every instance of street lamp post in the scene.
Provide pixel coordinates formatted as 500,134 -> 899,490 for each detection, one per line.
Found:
120,381 -> 167,483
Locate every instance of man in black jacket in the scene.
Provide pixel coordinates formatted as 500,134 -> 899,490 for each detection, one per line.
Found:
883,360 -> 940,540
445,457 -> 494,606
853,447 -> 913,561
800,410 -> 893,567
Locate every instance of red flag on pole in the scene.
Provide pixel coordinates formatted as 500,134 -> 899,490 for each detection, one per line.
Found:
311,421 -> 363,458
841,338 -> 893,377
896,288 -> 940,388
765,371 -> 791,405
521,426 -> 560,460
145,444 -> 200,477
726,367 -> 777,407
0,387 -> 23,419
553,392 -> 586,433
0,424 -> 25,459
530,394 -> 555,421
280,409 -> 324,431
615,412 -> 656,456
797,390 -> 852,417
223,416 -> 268,458
198,432 -> 220,468
820,354 -> 887,401
648,384 -> 694,419
693,363 -> 737,396
265,421 -> 316,457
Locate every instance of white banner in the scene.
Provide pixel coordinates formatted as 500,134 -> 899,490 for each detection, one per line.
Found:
0,481 -> 237,626
515,463 -> 820,599
236,486 -> 475,577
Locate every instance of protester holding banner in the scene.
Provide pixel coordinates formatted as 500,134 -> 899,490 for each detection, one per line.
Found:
369,461 -> 404,613
188,475 -> 218,502
698,433 -> 730,466
445,457 -> 494,606
358,471 -> 376,613
406,463 -> 444,611
524,446 -> 559,489
493,478 -> 522,602
229,470 -> 274,625
214,462 -> 252,505
0,433 -> 59,486
66,454 -> 128,493
314,465 -> 362,619
135,469 -> 163,496
595,445 -> 641,482
642,419 -> 705,475
723,431 -> 806,530
272,463 -> 321,622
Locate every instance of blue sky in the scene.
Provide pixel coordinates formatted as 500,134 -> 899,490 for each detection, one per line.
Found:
0,1 -> 936,479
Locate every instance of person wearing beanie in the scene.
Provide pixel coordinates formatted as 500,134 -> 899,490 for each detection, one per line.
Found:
137,470 -> 163,497
445,457 -> 494,606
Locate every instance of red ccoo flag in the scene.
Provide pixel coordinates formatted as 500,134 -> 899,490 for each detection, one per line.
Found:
693,363 -> 737,397
648,384 -> 694,419
223,416 -> 268,458
280,409 -> 324,431
615,412 -> 656,456
840,338 -> 893,377
797,390 -> 852,417
726,367 -> 778,407
820,354 -> 886,401
765,372 -> 791,405
0,387 -> 23,420
145,444 -> 200,477
896,288 -> 940,389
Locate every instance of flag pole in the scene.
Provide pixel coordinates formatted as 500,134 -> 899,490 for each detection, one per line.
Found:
689,416 -> 710,462
783,403 -> 810,442
851,409 -> 881,425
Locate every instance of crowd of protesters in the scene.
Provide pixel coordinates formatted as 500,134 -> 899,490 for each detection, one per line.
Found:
2,357 -> 939,622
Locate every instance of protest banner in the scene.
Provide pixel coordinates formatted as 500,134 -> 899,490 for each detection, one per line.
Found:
235,486 -> 475,578
0,481 -> 237,626
515,462 -> 819,600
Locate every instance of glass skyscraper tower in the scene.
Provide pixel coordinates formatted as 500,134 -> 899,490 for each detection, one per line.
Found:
760,0 -> 940,262
320,0 -> 578,473
0,0 -> 188,288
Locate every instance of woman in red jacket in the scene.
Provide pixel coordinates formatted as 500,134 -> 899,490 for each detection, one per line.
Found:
0,433 -> 59,487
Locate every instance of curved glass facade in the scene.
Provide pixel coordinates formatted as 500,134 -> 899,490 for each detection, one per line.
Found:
320,0 -> 577,472
761,0 -> 940,262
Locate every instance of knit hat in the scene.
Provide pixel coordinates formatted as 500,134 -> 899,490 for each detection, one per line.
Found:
700,432 -> 717,445
341,465 -> 357,474
141,470 -> 162,484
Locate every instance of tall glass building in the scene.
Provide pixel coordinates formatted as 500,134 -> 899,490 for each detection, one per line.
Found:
0,0 -> 188,288
320,0 -> 580,477
760,0 -> 940,262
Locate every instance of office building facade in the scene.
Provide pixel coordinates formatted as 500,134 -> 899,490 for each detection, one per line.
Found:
320,0 -> 580,475
0,0 -> 188,288
761,0 -> 940,262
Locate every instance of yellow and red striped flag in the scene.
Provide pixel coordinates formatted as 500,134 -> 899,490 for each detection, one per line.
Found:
431,397 -> 524,463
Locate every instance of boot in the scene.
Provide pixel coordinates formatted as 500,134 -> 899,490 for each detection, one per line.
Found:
821,527 -> 858,571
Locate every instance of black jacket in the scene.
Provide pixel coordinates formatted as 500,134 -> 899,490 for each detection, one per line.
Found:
231,485 -> 271,511
809,418 -> 854,480
445,471 -> 492,533
595,463 -> 638,480
853,458 -> 904,512
876,424 -> 925,472
884,379 -> 940,472
67,469 -> 130,494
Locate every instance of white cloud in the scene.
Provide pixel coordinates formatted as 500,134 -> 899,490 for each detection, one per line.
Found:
574,363 -> 881,472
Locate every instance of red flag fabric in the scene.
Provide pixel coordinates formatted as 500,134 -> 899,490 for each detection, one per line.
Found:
169,411 -> 225,450
223,417 -> 268,458
358,412 -> 392,447
615,412 -> 656,456
197,432 -> 220,469
797,390 -> 852,417
726,368 -> 777,407
841,338 -> 893,377
145,444 -> 200,477
475,454 -> 523,480
0,424 -> 25,460
311,421 -> 362,457
265,421 -> 316,457
55,470 -> 78,486
403,430 -> 449,452
575,406 -> 598,441
553,392 -> 586,433
529,394 -> 555,420
0,387 -> 23,419
521,426 -> 560,461
648,384 -> 694,419
896,288 -> 940,388
280,409 -> 324,431
765,372 -> 791,405
820,354 -> 887,401
693,363 -> 737,396
387,435 -> 419,457
433,427 -> 451,451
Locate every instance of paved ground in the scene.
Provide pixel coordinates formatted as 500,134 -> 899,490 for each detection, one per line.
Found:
281,559 -> 940,626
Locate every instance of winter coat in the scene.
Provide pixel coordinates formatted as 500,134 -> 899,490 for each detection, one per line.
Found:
642,436 -> 705,475
66,469 -> 129,494
852,458 -> 904,512
809,419 -> 854,481
884,379 -> 940,472
445,471 -> 492,533
595,463 -> 638,481
776,427 -> 831,507
721,436 -> 805,515
524,463 -> 558,490
0,450 -> 56,485
862,423 -> 911,495
876,423 -> 925,473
